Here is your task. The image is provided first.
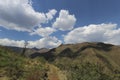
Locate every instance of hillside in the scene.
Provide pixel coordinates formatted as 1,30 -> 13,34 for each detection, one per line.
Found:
52,42 -> 120,80
0,45 -> 64,80
38,42 -> 120,80
0,42 -> 120,80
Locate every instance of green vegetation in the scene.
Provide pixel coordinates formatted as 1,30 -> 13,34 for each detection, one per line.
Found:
0,46 -> 48,80
55,61 -> 120,80
0,42 -> 120,80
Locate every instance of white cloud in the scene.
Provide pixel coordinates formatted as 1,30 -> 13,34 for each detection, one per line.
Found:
46,9 -> 57,21
64,23 -> 120,45
0,0 -> 49,31
0,38 -> 25,47
0,37 -> 62,48
28,36 -> 62,48
30,27 -> 56,37
53,10 -> 76,31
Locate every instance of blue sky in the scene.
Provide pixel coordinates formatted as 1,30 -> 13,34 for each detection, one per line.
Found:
0,0 -> 120,48
32,0 -> 120,25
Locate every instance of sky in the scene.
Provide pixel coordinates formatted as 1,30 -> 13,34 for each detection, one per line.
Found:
0,0 -> 120,48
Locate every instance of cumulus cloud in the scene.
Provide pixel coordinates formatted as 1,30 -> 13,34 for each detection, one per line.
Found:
46,9 -> 57,21
0,0 -> 76,37
0,37 -> 62,48
0,38 -> 25,47
30,27 -> 56,37
0,0 -> 57,31
28,36 -> 62,48
53,10 -> 76,31
64,23 -> 120,45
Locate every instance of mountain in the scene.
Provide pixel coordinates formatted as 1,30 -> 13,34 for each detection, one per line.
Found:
33,42 -> 120,64
5,46 -> 50,57
31,42 -> 120,80
0,42 -> 120,80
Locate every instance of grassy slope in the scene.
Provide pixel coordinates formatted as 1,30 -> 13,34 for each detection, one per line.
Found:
0,45 -> 66,80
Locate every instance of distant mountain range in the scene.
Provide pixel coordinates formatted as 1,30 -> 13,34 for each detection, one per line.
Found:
5,46 -> 50,57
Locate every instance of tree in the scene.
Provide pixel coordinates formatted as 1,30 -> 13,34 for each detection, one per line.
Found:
21,41 -> 28,56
